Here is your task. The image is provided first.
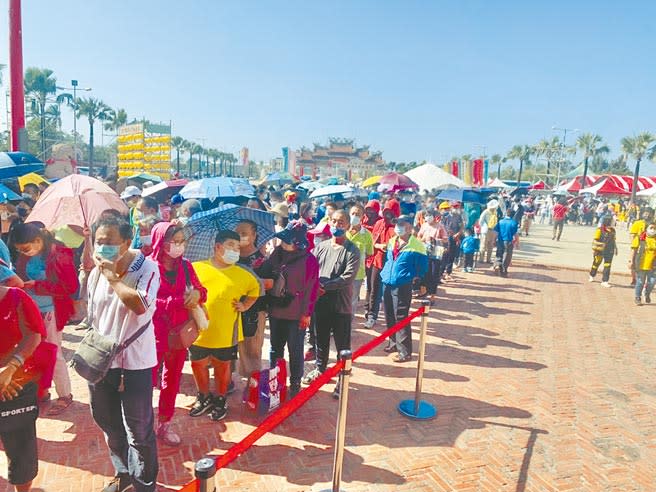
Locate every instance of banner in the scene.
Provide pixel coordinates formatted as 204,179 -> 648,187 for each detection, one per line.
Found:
483,158 -> 489,184
472,158 -> 484,186
451,160 -> 459,178
289,149 -> 296,176
281,147 -> 289,172
464,160 -> 472,185
240,147 -> 249,168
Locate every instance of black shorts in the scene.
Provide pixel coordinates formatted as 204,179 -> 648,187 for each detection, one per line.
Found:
0,420 -> 38,485
189,344 -> 238,362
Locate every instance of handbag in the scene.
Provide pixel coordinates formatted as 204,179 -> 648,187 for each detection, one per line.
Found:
167,262 -> 202,351
0,382 -> 38,432
267,254 -> 305,308
70,270 -> 152,384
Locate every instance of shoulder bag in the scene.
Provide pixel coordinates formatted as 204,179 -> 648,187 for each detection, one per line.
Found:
167,262 -> 203,351
70,269 -> 151,384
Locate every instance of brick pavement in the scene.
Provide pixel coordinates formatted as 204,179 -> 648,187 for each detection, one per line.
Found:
1,249 -> 655,491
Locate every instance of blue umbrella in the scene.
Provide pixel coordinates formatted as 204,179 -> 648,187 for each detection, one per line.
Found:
184,204 -> 275,262
0,152 -> 45,180
179,177 -> 254,200
437,188 -> 486,204
0,183 -> 21,201
260,171 -> 295,186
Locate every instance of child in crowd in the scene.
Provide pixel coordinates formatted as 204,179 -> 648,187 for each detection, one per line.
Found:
460,228 -> 480,273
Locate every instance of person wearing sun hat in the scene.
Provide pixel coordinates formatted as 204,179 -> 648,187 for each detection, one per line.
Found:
438,201 -> 463,281
478,199 -> 500,263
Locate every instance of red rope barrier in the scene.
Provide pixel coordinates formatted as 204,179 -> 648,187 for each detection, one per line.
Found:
178,305 -> 427,488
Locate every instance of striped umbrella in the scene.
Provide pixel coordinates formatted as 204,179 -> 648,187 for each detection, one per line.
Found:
184,204 -> 275,262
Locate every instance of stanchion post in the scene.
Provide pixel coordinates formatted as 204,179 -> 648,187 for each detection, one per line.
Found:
398,300 -> 437,420
195,457 -> 217,492
320,349 -> 352,492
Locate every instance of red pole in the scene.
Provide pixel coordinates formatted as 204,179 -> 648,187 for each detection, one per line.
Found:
9,0 -> 26,151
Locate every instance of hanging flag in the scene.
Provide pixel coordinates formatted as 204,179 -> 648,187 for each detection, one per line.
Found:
451,160 -> 459,178
472,158 -> 484,186
464,160 -> 472,185
483,159 -> 489,184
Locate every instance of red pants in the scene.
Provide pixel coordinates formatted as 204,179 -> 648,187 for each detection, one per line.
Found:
152,349 -> 187,422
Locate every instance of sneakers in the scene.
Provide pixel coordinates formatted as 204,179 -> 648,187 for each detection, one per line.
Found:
588,276 -> 595,282
635,297 -> 642,306
289,384 -> 301,399
600,281 -> 611,288
646,295 -> 652,304
304,348 -> 316,361
156,421 -> 181,446
302,368 -> 323,386
209,395 -> 227,421
101,474 -> 133,492
189,393 -> 214,417
363,318 -> 376,329
392,353 -> 412,363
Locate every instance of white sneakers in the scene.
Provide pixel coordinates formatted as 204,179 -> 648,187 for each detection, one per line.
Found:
600,282 -> 611,288
588,276 -> 595,282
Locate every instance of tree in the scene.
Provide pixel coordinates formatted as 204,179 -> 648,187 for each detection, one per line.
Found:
182,140 -> 194,177
621,132 -> 656,203
76,97 -> 113,176
506,145 -> 533,185
103,108 -> 128,133
44,104 -> 62,129
191,144 -> 204,176
171,136 -> 184,175
576,133 -> 609,188
490,154 -> 502,179
533,137 -> 561,184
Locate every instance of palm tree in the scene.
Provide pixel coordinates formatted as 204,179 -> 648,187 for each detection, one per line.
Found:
24,67 -> 70,158
171,136 -> 184,175
621,132 -> 656,203
76,97 -> 113,176
489,154 -> 502,179
506,145 -> 533,185
208,149 -> 219,176
192,144 -> 204,176
103,108 -> 128,133
44,104 -> 62,129
182,140 -> 193,177
576,133 -> 609,188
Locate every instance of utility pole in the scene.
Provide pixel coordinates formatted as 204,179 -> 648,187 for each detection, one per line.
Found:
8,0 -> 26,151
552,126 -> 579,185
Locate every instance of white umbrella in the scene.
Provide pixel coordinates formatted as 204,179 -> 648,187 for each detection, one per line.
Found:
404,163 -> 465,191
309,184 -> 354,198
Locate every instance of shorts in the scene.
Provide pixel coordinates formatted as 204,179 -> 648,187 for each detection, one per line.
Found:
189,344 -> 238,362
0,421 -> 38,485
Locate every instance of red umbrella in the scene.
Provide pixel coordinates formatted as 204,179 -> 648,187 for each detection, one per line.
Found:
141,179 -> 189,201
377,172 -> 418,192
26,174 -> 128,229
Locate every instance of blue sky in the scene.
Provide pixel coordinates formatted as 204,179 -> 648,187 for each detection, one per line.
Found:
1,0 -> 655,170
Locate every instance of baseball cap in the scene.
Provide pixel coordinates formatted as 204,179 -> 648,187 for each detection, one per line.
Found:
120,185 -> 142,200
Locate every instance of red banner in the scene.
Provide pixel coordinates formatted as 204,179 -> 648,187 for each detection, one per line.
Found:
451,160 -> 459,178
472,159 -> 484,186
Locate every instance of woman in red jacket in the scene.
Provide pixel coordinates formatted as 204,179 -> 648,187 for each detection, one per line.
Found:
150,222 -> 207,446
9,222 -> 78,415
0,286 -> 48,492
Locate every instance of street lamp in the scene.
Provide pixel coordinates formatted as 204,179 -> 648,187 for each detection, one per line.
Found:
57,80 -> 91,163
552,126 -> 579,184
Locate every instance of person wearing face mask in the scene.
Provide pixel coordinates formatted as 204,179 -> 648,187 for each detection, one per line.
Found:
190,231 -> 261,421
87,215 -> 161,492
380,216 -> 427,362
304,222 -> 332,362
132,196 -> 160,252
120,185 -> 142,227
416,209 -> 447,304
235,220 -> 269,380
8,222 -> 78,415
345,205 -> 373,318
478,200 -> 500,264
260,221 -> 319,397
632,222 -> 656,305
303,211 -> 360,398
149,222 -> 207,446
364,198 -> 400,329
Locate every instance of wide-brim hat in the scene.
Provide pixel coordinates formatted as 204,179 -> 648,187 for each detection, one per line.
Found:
487,199 -> 499,210
269,202 -> 289,218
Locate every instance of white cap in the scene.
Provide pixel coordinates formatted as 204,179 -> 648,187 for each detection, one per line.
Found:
120,185 -> 142,200
487,199 -> 499,210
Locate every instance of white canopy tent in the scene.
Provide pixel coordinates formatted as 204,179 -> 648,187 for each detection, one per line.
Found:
404,163 -> 465,192
486,177 -> 512,189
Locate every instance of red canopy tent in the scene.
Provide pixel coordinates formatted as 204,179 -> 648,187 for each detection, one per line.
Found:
528,180 -> 549,190
604,175 -> 656,193
557,175 -> 596,193
579,176 -> 632,195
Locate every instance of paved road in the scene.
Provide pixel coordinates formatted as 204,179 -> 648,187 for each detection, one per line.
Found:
1,233 -> 654,491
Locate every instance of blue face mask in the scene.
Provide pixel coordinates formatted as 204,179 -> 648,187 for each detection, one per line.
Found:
330,226 -> 346,237
95,244 -> 121,261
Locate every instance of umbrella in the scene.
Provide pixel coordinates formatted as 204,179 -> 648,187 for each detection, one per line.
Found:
185,204 -> 276,262
309,184 -> 354,199
404,164 -> 465,191
26,174 -> 128,229
0,152 -> 45,180
377,172 -> 418,193
141,179 -> 188,200
296,181 -> 324,192
0,183 -> 22,201
260,171 -> 296,187
127,172 -> 164,184
436,188 -> 486,204
180,177 -> 254,200
361,175 -> 382,187
18,172 -> 50,191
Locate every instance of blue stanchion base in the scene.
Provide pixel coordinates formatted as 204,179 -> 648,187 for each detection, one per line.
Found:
398,399 -> 437,420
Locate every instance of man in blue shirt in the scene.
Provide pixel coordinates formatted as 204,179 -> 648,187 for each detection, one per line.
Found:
494,208 -> 519,277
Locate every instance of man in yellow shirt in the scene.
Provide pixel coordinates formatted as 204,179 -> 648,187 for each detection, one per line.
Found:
191,230 -> 261,421
629,207 -> 654,285
633,223 -> 656,306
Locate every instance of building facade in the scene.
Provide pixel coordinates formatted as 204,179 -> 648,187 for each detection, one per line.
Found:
295,138 -> 386,180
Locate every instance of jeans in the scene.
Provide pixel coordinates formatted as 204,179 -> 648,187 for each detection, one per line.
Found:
364,265 -> 383,321
590,252 -> 614,283
152,348 -> 187,422
314,299 -> 352,372
439,236 -> 457,276
463,253 -> 475,269
351,279 -> 363,318
269,317 -> 306,388
383,283 -> 413,357
89,368 -> 158,492
635,270 -> 656,299
421,257 -> 441,295
495,240 -> 514,273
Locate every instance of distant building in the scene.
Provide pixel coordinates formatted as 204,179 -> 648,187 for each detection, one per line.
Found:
296,138 -> 386,180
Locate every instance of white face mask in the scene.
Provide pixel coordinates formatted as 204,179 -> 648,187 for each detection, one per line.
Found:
222,249 -> 240,264
140,235 -> 152,246
350,214 -> 361,226
167,243 -> 185,258
394,225 -> 405,236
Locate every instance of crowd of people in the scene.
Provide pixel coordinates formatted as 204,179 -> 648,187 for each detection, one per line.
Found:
0,176 -> 654,492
